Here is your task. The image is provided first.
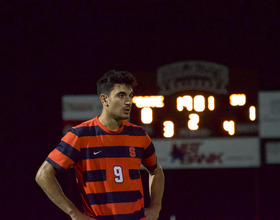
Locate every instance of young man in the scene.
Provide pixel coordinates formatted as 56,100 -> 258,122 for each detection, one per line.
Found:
36,70 -> 165,220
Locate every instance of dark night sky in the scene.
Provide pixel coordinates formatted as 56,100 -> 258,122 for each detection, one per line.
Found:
3,1 -> 280,91
2,1 -> 280,219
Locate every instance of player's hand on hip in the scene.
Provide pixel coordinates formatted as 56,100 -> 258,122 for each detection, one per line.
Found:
144,206 -> 160,220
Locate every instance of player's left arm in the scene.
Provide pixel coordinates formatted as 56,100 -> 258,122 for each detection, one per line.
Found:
145,165 -> 165,220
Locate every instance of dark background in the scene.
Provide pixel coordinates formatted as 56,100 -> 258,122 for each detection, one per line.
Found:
2,1 -> 280,219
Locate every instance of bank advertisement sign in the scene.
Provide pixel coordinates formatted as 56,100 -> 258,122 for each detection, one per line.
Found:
153,137 -> 260,169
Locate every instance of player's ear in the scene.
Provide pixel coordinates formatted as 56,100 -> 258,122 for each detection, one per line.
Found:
100,94 -> 108,107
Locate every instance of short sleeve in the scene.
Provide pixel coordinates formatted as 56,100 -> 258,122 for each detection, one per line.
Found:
142,136 -> 158,170
46,128 -> 81,171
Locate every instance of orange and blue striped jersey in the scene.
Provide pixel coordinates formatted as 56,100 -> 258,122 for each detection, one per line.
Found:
46,116 -> 157,220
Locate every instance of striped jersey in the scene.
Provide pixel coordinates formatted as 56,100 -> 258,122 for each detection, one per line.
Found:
46,116 -> 157,220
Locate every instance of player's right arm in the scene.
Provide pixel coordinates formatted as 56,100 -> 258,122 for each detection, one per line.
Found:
35,161 -> 95,220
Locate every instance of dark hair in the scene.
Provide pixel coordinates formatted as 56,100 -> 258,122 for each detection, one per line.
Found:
97,70 -> 138,96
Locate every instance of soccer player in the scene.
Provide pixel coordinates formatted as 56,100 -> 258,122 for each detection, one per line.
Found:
35,70 -> 165,220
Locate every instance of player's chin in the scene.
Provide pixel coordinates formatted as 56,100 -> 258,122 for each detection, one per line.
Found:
121,113 -> 130,119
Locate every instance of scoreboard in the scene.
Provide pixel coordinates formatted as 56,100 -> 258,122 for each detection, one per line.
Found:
130,61 -> 259,138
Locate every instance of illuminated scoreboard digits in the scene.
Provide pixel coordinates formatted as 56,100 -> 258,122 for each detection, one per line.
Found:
132,96 -> 164,124
163,121 -> 174,138
132,93 -> 257,138
131,61 -> 259,138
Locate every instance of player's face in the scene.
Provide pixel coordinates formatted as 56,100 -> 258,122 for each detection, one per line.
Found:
106,84 -> 133,120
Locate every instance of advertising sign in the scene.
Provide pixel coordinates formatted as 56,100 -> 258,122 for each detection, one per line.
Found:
153,137 -> 260,169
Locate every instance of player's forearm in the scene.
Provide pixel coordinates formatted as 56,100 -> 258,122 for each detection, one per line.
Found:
35,162 -> 80,217
149,165 -> 165,210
